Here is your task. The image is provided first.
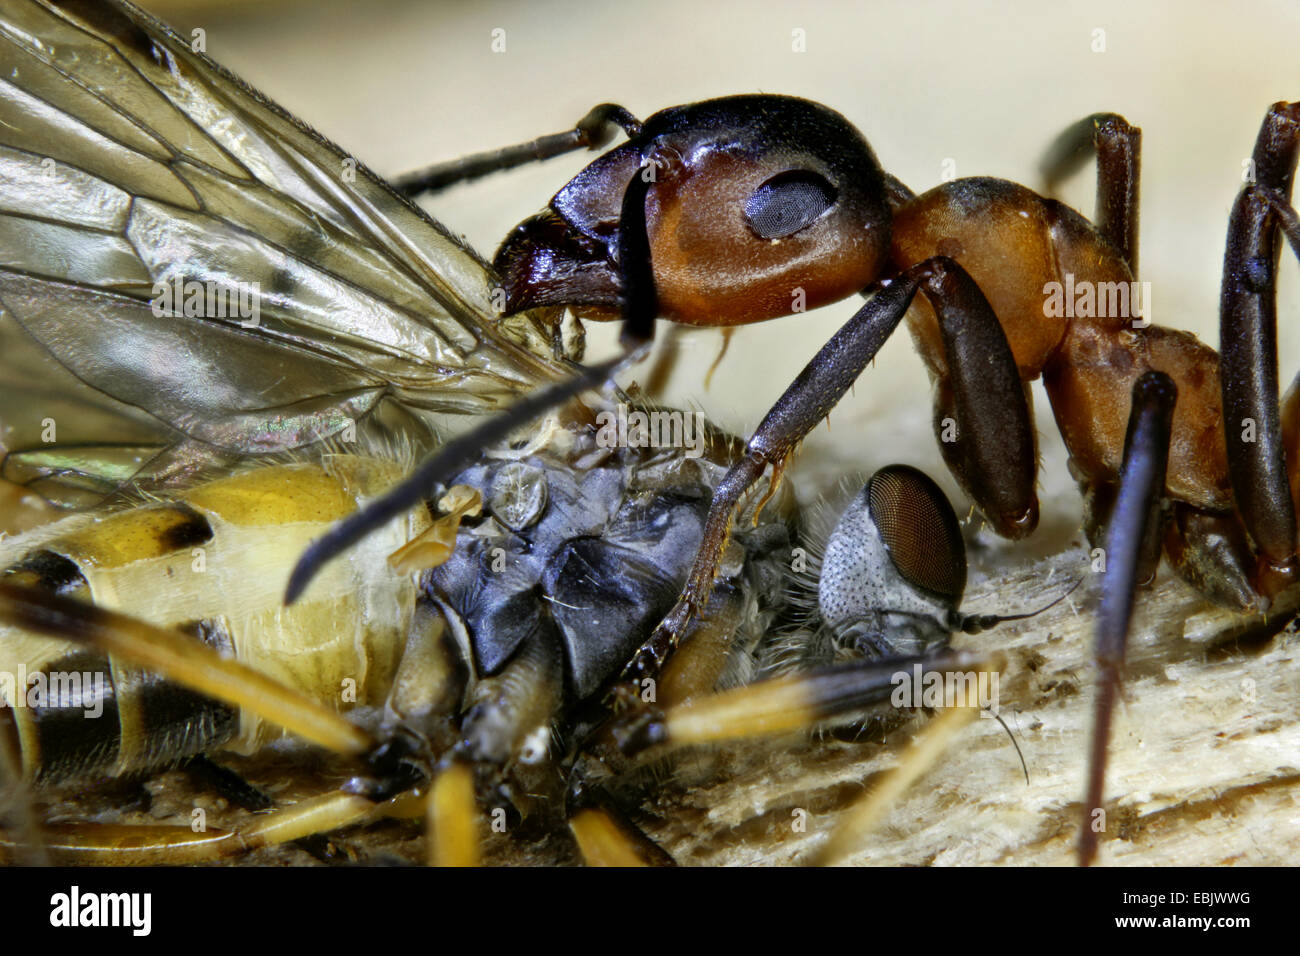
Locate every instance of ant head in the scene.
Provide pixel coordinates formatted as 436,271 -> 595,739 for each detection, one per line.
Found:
494,95 -> 893,325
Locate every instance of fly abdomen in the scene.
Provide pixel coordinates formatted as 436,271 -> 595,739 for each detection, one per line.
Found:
0,548 -> 239,781
0,457 -> 428,782
5,637 -> 240,784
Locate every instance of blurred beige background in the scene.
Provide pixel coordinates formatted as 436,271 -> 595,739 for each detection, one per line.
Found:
139,0 -> 1300,565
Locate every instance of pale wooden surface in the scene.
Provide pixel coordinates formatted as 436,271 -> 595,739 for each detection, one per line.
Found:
641,549 -> 1300,866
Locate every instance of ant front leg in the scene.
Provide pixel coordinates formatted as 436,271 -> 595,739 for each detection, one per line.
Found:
618,256 -> 1037,691
1220,101 -> 1300,598
1079,371 -> 1177,866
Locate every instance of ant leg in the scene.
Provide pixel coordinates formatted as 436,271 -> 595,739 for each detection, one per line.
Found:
1162,505 -> 1262,610
1078,371 -> 1176,867
392,104 -> 642,196
1041,113 -> 1142,274
641,324 -> 686,398
1220,101 -> 1300,597
925,264 -> 1040,540
618,256 -> 1036,690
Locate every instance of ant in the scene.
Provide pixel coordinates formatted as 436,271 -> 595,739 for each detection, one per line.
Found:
287,94 -> 1300,865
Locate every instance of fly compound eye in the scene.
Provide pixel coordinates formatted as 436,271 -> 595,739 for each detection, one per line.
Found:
818,464 -> 965,636
743,170 -> 838,239
866,464 -> 967,604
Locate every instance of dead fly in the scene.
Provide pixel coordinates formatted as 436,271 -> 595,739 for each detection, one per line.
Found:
0,0 -> 1296,866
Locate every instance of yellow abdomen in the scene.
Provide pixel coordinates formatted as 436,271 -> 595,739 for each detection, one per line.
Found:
0,455 -> 426,781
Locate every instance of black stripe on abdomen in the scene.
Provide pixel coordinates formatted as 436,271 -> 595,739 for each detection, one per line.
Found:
27,651 -> 122,782
29,619 -> 239,782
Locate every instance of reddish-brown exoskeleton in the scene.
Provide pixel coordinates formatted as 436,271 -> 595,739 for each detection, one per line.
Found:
289,95 -> 1300,865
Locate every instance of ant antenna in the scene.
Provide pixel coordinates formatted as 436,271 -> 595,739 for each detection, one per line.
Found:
958,577 -> 1083,635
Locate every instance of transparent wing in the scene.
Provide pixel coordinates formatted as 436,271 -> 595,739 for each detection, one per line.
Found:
0,0 -> 568,507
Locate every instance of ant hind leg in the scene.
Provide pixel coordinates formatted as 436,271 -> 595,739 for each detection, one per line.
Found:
1220,102 -> 1300,598
1041,112 -> 1142,274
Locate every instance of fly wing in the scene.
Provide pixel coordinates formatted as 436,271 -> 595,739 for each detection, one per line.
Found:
0,0 -> 568,507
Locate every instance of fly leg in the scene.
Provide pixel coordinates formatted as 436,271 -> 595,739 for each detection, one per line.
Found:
565,785 -> 677,867
392,104 -> 642,196
0,581 -> 434,863
181,754 -> 360,864
604,648 -> 1004,865
1078,370 -> 1177,866
0,580 -> 374,758
0,705 -> 45,865
611,648 -> 1001,754
426,761 -> 480,866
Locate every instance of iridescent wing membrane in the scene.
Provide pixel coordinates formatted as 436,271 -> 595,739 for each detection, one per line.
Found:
0,0 -> 568,510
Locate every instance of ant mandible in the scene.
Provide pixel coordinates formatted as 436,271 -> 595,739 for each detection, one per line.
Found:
287,95 -> 1300,865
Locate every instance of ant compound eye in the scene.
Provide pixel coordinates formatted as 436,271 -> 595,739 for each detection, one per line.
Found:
744,170 -> 837,239
867,465 -> 967,604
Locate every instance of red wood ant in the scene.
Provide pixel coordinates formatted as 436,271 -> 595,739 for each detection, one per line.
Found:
287,94 -> 1300,865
